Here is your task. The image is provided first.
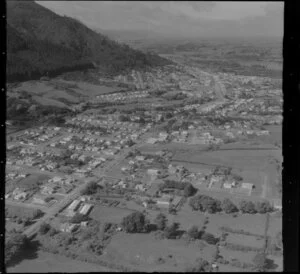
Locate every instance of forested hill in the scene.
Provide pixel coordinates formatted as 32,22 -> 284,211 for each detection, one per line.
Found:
6,1 -> 171,82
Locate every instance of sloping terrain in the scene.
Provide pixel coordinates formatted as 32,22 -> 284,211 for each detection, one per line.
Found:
6,1 -> 171,82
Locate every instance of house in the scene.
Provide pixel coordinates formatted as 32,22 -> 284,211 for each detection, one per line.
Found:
241,183 -> 254,189
67,200 -> 81,212
33,194 -> 47,205
147,169 -> 160,176
147,183 -> 161,197
156,196 -> 171,207
41,185 -> 55,195
14,192 -> 28,200
79,204 -> 93,215
168,164 -> 177,174
135,155 -> 145,161
223,182 -> 232,189
273,199 -> 282,211
60,223 -> 79,233
147,137 -> 157,144
172,196 -> 182,208
135,184 -> 146,192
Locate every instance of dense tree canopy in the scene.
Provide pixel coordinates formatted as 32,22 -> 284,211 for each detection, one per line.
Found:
5,232 -> 28,265
121,211 -> 148,233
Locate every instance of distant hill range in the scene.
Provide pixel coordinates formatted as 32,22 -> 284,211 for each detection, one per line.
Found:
6,1 -> 171,82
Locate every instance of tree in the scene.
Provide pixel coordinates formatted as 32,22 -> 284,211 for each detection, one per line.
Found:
187,225 -> 200,240
154,213 -> 168,231
121,211 -> 148,233
164,222 -> 180,239
39,222 -> 51,235
221,198 -> 239,214
252,252 -> 268,272
239,200 -> 257,214
255,201 -> 273,214
183,183 -> 197,197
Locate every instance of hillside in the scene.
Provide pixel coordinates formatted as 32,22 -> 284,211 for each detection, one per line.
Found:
6,1 -> 171,82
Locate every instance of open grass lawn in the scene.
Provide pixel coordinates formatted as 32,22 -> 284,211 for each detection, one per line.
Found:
16,174 -> 50,191
206,213 -> 266,237
90,205 -> 133,224
6,204 -> 40,218
218,264 -> 250,272
5,220 -> 24,232
267,215 -> 282,237
7,250 -> 113,273
165,201 -> 206,231
226,233 -> 265,249
219,248 -> 257,265
103,232 -> 216,272
32,95 -> 68,108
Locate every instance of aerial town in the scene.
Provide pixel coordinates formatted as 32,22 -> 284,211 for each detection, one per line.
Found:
5,1 -> 283,273
6,59 -> 282,272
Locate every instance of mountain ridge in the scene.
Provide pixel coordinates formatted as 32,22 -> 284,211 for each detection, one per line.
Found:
6,1 -> 171,82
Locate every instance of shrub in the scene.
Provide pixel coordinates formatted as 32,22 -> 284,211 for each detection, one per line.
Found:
201,232 -> 218,245
239,200 -> 257,214
187,225 -> 200,240
221,198 -> 239,214
154,213 -> 168,231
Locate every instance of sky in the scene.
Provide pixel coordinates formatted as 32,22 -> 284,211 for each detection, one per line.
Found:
36,1 -> 283,38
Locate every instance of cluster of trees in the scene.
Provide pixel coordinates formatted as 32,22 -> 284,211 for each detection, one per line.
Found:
160,180 -> 197,197
5,232 -> 29,265
6,208 -> 44,225
189,195 -> 222,213
189,195 -> 273,214
186,225 -> 219,245
81,181 -> 102,196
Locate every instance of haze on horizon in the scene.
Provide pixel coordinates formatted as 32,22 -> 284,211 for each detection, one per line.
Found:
36,1 -> 283,39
